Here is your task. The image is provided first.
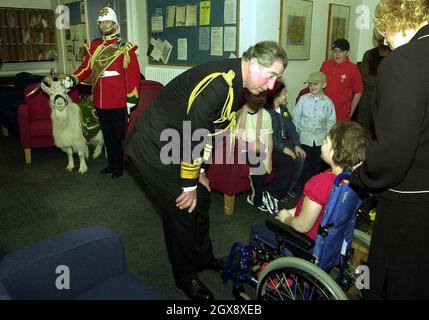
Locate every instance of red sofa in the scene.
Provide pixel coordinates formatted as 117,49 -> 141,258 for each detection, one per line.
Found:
206,135 -> 273,215
127,80 -> 164,135
17,83 -> 79,164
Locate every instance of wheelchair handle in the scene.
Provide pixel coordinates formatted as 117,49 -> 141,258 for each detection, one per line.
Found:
333,171 -> 352,187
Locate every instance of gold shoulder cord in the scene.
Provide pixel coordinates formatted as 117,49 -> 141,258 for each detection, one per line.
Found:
187,70 -> 237,151
180,70 -> 237,180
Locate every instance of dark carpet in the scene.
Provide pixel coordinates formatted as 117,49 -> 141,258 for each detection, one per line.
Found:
0,133 -> 290,300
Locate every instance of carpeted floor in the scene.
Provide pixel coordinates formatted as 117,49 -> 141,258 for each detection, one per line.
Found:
1,133 -> 296,300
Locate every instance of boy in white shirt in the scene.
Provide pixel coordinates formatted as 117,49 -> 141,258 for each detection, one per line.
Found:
292,71 -> 336,184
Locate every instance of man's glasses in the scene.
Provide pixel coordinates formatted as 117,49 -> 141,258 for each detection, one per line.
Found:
258,64 -> 281,81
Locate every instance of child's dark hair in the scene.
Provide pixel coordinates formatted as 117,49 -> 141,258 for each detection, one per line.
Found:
328,121 -> 372,171
265,81 -> 286,107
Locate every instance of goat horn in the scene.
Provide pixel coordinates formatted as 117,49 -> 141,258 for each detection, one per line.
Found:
43,76 -> 53,85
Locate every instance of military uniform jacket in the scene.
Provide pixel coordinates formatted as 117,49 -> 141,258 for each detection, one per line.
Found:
72,35 -> 140,109
124,58 -> 243,188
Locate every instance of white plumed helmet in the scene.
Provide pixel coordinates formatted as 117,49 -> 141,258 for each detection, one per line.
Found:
97,7 -> 120,34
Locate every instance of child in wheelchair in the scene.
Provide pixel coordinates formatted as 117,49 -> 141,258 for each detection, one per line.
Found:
250,121 -> 372,243
222,121 -> 371,299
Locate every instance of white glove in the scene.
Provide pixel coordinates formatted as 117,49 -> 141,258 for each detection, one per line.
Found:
127,102 -> 136,114
61,76 -> 73,89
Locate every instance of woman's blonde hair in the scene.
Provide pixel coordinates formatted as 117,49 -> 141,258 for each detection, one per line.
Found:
374,0 -> 429,35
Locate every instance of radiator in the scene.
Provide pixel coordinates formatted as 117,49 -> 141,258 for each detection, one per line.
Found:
144,66 -> 190,85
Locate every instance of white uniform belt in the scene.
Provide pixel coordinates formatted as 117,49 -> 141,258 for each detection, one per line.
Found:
101,70 -> 120,77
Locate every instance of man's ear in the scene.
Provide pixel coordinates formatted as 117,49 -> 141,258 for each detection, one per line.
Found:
249,58 -> 259,73
322,82 -> 327,89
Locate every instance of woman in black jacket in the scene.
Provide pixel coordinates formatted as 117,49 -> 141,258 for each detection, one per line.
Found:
351,0 -> 429,299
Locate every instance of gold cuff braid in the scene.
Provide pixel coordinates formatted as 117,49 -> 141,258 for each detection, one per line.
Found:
180,158 -> 203,180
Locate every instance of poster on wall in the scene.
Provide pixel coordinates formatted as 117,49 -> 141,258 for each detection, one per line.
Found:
280,0 -> 313,60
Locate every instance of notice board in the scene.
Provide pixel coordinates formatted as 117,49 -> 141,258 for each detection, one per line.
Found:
147,0 -> 239,66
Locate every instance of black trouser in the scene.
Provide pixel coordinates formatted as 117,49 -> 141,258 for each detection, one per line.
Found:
132,158 -> 215,288
301,143 -> 326,184
364,199 -> 429,300
96,108 -> 126,170
265,150 -> 294,200
248,150 -> 294,205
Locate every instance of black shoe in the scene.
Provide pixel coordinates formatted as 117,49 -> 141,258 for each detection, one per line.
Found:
111,169 -> 123,178
100,167 -> 113,175
180,278 -> 214,300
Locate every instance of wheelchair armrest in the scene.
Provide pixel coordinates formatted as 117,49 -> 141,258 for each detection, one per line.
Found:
266,218 -> 315,250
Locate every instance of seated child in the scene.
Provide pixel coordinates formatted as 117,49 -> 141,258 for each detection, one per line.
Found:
292,71 -> 336,185
250,121 -> 371,242
266,81 -> 306,208
237,89 -> 273,212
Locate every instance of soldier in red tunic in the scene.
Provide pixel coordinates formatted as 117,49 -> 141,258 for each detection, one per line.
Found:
62,7 -> 141,178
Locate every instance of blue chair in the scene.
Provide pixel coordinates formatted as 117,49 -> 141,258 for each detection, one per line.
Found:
223,172 -> 371,300
0,226 -> 161,300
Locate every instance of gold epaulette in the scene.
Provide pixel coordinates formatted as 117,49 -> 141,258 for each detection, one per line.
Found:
180,158 -> 203,180
187,70 -> 237,152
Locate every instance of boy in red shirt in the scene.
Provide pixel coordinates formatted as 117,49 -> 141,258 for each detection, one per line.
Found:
321,39 -> 363,122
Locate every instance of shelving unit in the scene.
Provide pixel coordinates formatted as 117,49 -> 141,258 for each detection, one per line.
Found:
0,7 -> 57,62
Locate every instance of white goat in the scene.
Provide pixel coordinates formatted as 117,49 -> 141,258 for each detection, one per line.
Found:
41,77 -> 104,174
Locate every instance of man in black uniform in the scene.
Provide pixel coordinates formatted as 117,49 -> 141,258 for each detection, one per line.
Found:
124,41 -> 287,300
351,0 -> 429,299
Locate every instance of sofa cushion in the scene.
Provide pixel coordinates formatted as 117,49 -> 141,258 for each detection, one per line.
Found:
0,282 -> 11,300
30,120 -> 52,137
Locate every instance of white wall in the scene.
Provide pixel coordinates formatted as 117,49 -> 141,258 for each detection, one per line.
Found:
356,0 -> 378,60
128,0 -> 147,71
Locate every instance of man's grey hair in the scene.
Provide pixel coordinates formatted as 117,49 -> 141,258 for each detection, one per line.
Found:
243,41 -> 288,69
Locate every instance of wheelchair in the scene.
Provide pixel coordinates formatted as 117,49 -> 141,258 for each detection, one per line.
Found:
222,172 -> 371,300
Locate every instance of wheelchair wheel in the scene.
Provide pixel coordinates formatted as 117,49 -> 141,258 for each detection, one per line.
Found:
256,257 -> 347,300
353,229 -> 371,247
340,229 -> 371,299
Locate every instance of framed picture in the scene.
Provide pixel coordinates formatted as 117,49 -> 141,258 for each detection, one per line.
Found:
280,0 -> 313,60
325,4 -> 350,59
66,43 -> 73,61
76,47 -> 85,61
